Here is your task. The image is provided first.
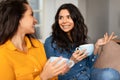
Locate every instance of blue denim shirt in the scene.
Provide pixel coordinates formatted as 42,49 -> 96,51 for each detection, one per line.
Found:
44,36 -> 97,80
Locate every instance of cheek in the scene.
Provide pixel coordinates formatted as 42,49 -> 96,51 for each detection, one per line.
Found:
70,19 -> 74,24
20,18 -> 29,26
58,19 -> 62,25
71,21 -> 74,27
24,20 -> 33,26
58,20 -> 62,27
22,23 -> 30,28
71,23 -> 74,28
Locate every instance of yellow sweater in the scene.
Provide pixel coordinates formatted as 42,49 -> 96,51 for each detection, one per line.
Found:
0,37 -> 57,80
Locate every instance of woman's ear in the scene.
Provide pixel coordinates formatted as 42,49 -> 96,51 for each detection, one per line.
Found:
19,18 -> 24,26
19,19 -> 22,24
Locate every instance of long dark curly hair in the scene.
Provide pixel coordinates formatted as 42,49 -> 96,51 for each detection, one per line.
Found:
0,0 -> 36,45
52,3 -> 88,52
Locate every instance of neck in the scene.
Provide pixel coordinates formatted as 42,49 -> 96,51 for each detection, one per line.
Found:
11,33 -> 27,52
67,32 -> 73,42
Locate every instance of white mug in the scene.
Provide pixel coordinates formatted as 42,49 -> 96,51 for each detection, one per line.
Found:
49,56 -> 75,68
75,44 -> 94,56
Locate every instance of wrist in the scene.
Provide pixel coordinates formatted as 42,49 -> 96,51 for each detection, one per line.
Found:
40,72 -> 47,80
95,43 -> 100,49
70,56 -> 74,62
70,56 -> 77,63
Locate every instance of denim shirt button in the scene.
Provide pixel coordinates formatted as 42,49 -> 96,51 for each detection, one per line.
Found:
79,64 -> 82,67
92,59 -> 95,62
81,71 -> 84,73
81,71 -> 86,74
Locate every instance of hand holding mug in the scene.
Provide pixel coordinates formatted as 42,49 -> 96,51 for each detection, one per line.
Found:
40,57 -> 67,80
70,49 -> 87,63
49,57 -> 75,68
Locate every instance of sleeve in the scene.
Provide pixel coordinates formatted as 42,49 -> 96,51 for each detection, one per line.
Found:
39,76 -> 58,80
51,76 -> 58,80
86,53 -> 98,68
44,37 -> 55,59
0,55 -> 15,80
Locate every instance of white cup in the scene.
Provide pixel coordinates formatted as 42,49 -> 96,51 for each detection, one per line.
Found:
75,44 -> 94,56
49,56 -> 75,68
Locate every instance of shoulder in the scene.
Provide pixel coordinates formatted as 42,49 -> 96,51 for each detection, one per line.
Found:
0,43 -> 8,55
0,45 -> 8,63
45,36 -> 52,42
0,45 -> 4,50
30,38 -> 44,47
44,36 -> 53,44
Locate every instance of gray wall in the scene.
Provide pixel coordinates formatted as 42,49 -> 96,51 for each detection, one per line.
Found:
86,0 -> 109,43
78,0 -> 87,21
42,0 -> 55,42
109,0 -> 120,39
85,0 -> 120,43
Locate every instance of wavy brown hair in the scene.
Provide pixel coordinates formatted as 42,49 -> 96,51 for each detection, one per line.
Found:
52,3 -> 88,52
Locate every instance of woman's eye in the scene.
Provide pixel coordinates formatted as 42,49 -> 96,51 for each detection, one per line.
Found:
67,15 -> 71,19
59,16 -> 62,19
31,12 -> 33,16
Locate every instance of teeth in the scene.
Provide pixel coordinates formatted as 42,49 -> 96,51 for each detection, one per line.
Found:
63,26 -> 69,28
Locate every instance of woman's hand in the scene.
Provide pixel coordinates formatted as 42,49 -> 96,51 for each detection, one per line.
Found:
60,65 -> 70,75
94,32 -> 117,54
40,57 -> 67,80
70,50 -> 87,63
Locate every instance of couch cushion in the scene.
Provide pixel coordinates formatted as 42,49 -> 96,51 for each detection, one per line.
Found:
94,41 -> 120,72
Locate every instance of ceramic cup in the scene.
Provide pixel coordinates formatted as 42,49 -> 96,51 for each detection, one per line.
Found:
49,56 -> 75,68
75,44 -> 94,56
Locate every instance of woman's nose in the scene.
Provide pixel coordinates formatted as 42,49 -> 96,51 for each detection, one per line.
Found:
63,17 -> 67,23
34,17 -> 38,24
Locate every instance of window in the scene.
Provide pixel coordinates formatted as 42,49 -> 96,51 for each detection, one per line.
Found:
28,0 -> 43,39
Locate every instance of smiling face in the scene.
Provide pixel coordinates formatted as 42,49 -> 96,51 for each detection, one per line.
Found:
58,9 -> 74,34
18,4 -> 37,35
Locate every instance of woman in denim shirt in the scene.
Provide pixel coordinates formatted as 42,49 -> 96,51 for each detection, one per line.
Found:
44,3 -> 119,80
45,36 -> 97,80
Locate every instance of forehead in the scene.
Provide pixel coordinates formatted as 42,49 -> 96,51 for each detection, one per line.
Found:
59,9 -> 70,15
24,4 -> 32,13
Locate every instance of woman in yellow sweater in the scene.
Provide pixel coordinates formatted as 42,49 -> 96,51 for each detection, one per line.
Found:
0,0 -> 67,80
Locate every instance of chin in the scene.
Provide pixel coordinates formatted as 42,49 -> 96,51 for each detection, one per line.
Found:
28,30 -> 35,34
31,31 -> 35,34
31,29 -> 35,33
63,30 -> 70,33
